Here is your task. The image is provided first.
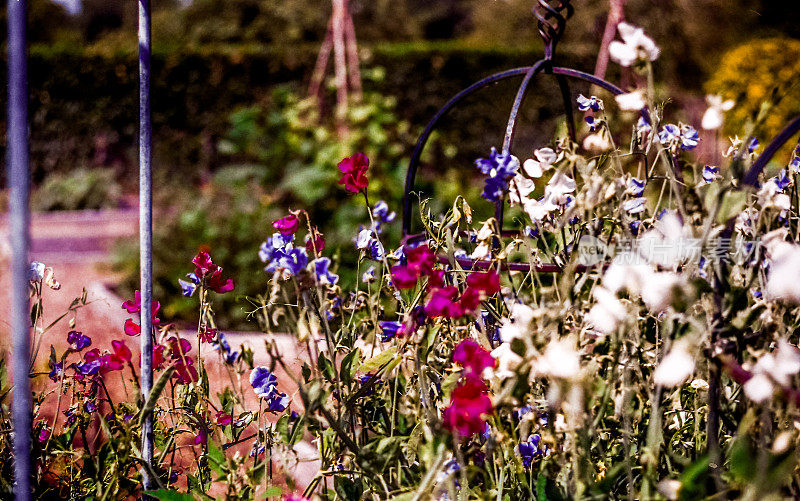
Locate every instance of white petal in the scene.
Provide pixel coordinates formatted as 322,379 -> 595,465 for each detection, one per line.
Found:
743,373 -> 775,403
615,91 -> 646,111
654,346 -> 695,387
523,159 -> 544,178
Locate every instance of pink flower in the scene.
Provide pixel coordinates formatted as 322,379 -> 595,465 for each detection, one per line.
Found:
153,344 -> 166,369
216,411 -> 232,426
103,340 -> 132,372
338,153 -> 370,193
424,286 -> 464,318
460,270 -> 501,313
392,265 -> 420,289
121,290 -> 161,336
273,213 -> 300,236
442,376 -> 493,436
194,428 -> 207,445
191,250 -> 235,294
452,339 -> 495,375
406,245 -> 435,276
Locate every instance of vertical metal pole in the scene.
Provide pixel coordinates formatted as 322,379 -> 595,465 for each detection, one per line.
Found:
7,0 -> 32,497
138,0 -> 155,491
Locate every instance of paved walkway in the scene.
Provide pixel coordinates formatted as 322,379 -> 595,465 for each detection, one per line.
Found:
0,208 -> 319,493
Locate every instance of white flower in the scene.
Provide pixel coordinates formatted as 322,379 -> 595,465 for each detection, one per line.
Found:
641,272 -> 683,312
522,147 -> 558,178
622,197 -> 646,214
654,343 -> 695,387
499,303 -> 535,343
544,171 -> 576,204
508,175 -> 536,206
583,133 -> 611,152
636,212 -> 700,268
701,94 -> 735,130
615,90 -> 647,111
587,287 -> 627,334
362,265 -> 376,283
534,340 -> 581,380
765,242 -> 800,302
608,22 -> 661,67
758,181 -> 792,211
356,229 -> 373,250
28,261 -> 46,282
744,373 -> 775,403
491,343 -> 523,379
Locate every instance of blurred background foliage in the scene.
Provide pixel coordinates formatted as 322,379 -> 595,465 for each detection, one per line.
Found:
2,0 -> 799,326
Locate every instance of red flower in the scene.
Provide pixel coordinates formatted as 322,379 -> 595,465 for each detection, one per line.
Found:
122,290 -> 161,336
460,270 -> 501,314
452,339 -> 495,375
192,251 -> 235,294
391,245 -> 438,290
103,340 -> 132,372
273,213 -> 300,236
152,344 -> 166,369
424,286 -> 464,318
216,411 -> 232,426
338,153 -> 369,193
173,357 -> 198,384
200,327 -> 216,344
442,376 -> 493,436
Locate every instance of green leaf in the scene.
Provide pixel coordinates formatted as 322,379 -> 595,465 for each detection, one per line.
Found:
258,486 -> 282,500
716,190 -> 747,224
207,443 -> 227,476
317,352 -> 335,382
276,414 -> 290,445
357,346 -> 397,375
138,366 -> 175,427
340,348 -> 361,385
145,490 -> 196,501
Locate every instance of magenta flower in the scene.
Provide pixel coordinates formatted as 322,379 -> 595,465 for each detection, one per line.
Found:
121,290 -> 161,337
406,245 -> 435,276
459,270 -> 501,314
424,286 -> 464,318
338,153 -> 370,193
102,340 -> 132,372
216,411 -> 232,426
442,376 -> 494,436
273,213 -> 300,236
452,339 -> 495,375
192,250 -> 235,294
391,265 -> 420,289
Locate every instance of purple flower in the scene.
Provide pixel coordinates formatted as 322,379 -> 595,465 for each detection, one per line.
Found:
702,165 -> 720,183
67,330 -> 91,351
85,400 -> 97,413
515,405 -> 533,421
518,434 -> 542,468
38,427 -> 51,442
48,362 -> 64,382
585,116 -> 599,132
267,392 -> 289,412
250,366 -> 278,398
773,169 -> 791,191
213,333 -> 238,365
250,441 -> 266,458
576,94 -> 603,112
312,257 -> 339,285
259,232 -> 294,263
178,272 -> 200,297
637,116 -> 652,134
679,125 -> 699,149
628,177 -> 645,196
475,147 -> 519,203
748,137 -> 760,153
790,157 -> 800,173
378,320 -> 403,342
629,220 -> 641,236
372,201 -> 396,234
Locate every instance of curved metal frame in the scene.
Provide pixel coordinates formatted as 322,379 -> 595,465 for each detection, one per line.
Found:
400,0 -> 800,274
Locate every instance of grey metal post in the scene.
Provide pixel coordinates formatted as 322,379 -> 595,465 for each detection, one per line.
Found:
7,0 -> 32,497
139,0 -> 155,491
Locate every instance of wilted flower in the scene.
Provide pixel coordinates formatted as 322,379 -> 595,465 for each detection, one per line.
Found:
362,265 -> 376,283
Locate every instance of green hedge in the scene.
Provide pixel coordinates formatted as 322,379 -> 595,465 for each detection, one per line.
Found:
4,41 -> 590,183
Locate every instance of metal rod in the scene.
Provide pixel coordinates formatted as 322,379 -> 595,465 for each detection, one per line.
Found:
744,115 -> 800,187
7,0 -> 32,496
138,0 -> 155,491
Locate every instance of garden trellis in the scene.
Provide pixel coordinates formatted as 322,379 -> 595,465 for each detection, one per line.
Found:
5,1 -> 800,499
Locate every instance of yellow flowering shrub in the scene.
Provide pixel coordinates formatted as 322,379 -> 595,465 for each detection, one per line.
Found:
706,37 -> 800,141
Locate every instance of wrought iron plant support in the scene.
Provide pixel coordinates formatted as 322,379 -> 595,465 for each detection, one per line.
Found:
400,0 -> 800,273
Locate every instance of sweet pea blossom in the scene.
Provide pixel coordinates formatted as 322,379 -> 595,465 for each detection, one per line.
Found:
311,257 -> 339,285
67,331 -> 91,351
273,213 -> 300,236
192,251 -> 235,293
475,147 -> 520,202
615,90 -> 646,111
522,147 -> 558,178
608,22 -> 660,67
260,232 -> 308,278
743,340 -> 800,403
372,201 -> 396,234
576,94 -> 603,112
452,339 -> 495,376
442,376 -> 493,436
701,94 -> 735,130
653,343 -> 695,387
338,153 -> 369,193
518,434 -> 545,468
701,165 -> 721,184
378,320 -> 403,342
121,290 -> 161,336
249,367 -> 289,412
658,123 -> 699,150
